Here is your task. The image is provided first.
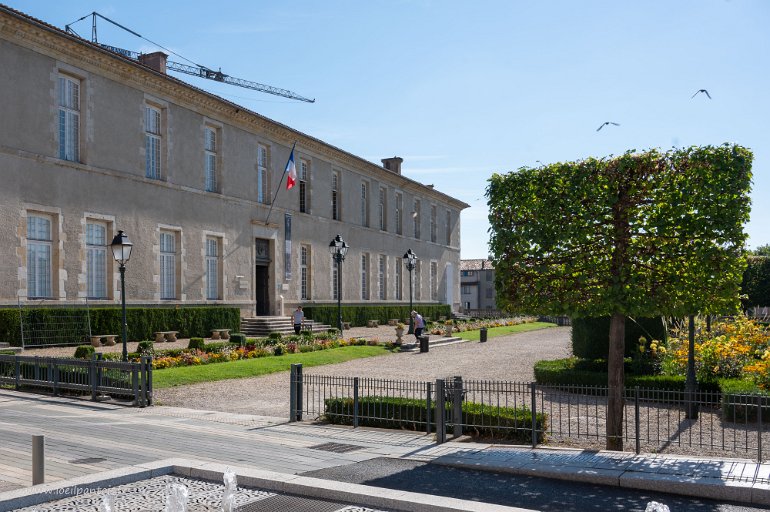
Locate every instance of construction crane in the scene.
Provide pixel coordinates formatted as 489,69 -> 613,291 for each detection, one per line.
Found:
65,12 -> 315,103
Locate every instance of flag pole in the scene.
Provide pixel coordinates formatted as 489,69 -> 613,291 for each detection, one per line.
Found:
265,141 -> 296,225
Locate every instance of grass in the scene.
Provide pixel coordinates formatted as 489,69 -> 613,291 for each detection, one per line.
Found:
457,321 -> 556,341
153,345 -> 389,388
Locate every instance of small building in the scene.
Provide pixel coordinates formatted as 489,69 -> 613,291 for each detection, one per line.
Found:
460,259 -> 499,316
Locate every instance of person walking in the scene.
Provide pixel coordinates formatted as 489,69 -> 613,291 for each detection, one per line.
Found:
412,310 -> 425,342
292,306 -> 305,335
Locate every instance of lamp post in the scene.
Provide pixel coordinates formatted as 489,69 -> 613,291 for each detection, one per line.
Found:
110,230 -> 133,362
328,234 -> 348,336
403,249 -> 417,334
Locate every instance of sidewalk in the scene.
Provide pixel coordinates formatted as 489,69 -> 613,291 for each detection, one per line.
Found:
0,388 -> 768,508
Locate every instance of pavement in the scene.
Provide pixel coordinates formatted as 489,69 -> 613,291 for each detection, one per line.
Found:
1,388 -> 769,510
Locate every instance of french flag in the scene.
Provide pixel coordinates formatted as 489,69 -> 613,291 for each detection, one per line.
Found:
285,148 -> 297,190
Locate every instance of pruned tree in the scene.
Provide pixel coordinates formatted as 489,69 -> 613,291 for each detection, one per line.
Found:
487,145 -> 752,450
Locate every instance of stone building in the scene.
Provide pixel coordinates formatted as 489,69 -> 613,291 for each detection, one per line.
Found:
460,259 -> 498,315
0,5 -> 468,317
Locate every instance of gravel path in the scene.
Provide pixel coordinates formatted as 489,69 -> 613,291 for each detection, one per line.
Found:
153,326 -> 571,417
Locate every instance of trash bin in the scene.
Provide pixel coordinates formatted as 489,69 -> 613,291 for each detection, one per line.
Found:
479,327 -> 488,343
419,335 -> 430,353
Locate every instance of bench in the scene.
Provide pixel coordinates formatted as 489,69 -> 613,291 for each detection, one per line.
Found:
367,319 -> 379,328
90,335 -> 117,347
342,322 -> 351,330
387,319 -> 399,326
210,329 -> 231,340
154,331 -> 179,343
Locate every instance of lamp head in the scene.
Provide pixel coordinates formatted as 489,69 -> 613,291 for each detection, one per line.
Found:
110,230 -> 133,265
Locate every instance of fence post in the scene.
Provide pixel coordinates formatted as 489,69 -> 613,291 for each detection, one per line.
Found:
452,376 -> 463,438
634,386 -> 640,455
131,363 -> 139,407
353,377 -> 359,428
296,364 -> 303,421
34,356 -> 40,382
15,356 -> 20,390
95,353 -> 103,395
758,395 -> 763,463
89,356 -> 97,401
139,357 -> 147,408
436,379 -> 446,444
426,381 -> 433,435
53,362 -> 59,397
146,356 -> 153,406
289,364 -> 297,422
32,435 -> 44,485
530,382 -> 537,448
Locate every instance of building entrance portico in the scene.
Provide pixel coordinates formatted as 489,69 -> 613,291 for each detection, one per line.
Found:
255,238 -> 271,316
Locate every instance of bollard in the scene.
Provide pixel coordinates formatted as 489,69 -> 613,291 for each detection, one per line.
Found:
479,328 -> 488,343
32,435 -> 44,485
419,336 -> 429,353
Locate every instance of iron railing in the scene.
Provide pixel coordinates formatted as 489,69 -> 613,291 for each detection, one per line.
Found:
0,354 -> 152,407
289,366 -> 769,461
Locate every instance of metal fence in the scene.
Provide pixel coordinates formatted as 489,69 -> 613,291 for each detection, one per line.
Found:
0,354 -> 152,407
289,365 -> 769,461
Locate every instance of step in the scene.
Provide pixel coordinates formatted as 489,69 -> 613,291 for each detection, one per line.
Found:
399,336 -> 467,352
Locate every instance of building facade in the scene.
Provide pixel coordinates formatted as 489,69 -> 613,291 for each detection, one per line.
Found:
460,259 -> 498,314
0,5 -> 468,316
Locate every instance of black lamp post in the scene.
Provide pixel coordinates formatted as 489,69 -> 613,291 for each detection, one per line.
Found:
110,230 -> 133,362
328,234 -> 348,335
403,249 -> 417,334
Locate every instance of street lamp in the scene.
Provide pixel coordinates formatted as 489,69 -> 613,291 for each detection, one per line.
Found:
328,234 -> 348,335
110,230 -> 133,362
403,249 -> 417,334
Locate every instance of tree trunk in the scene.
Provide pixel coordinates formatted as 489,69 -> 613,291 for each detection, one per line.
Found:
606,312 -> 626,451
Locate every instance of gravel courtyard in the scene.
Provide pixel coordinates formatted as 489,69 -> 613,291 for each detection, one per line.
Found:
154,326 -> 571,418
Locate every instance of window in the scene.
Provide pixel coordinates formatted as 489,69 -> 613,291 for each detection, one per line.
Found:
413,200 -> 421,239
461,270 -> 474,277
414,260 -> 421,301
86,222 -> 107,299
58,75 -> 80,162
257,145 -> 269,204
378,255 -> 387,300
395,257 -> 402,301
360,182 -> 369,227
486,287 -> 494,299
361,253 -> 369,300
446,210 -> 452,245
27,215 -> 52,298
145,105 -> 162,179
205,237 -> 219,300
160,231 -> 176,299
430,205 -> 437,243
204,126 -> 218,192
299,159 -> 309,213
430,261 -> 438,301
462,285 -> 471,295
395,193 -> 403,235
300,245 -> 311,300
486,271 -> 494,281
331,171 -> 340,220
332,259 -> 339,300
378,187 -> 387,231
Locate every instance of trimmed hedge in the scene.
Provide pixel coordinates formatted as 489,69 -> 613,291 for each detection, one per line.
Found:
323,396 -> 546,443
571,317 -> 666,359
301,304 -> 451,328
720,379 -> 770,422
0,306 -> 240,347
742,256 -> 770,308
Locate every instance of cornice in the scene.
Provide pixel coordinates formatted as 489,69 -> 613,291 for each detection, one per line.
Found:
0,8 -> 469,211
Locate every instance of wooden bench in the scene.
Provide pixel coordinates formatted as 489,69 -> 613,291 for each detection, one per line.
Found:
210,329 -> 231,340
154,331 -> 179,343
90,335 -> 117,347
367,319 -> 379,327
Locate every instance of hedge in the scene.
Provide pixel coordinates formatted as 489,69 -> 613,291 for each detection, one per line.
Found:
323,396 -> 546,443
301,304 -> 451,328
742,256 -> 770,308
571,316 -> 666,360
720,379 -> 770,422
0,306 -> 240,347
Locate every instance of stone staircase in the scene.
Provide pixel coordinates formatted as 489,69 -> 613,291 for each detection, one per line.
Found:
240,316 -> 333,337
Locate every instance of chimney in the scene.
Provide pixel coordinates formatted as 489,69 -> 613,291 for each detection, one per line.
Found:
381,156 -> 403,175
139,51 -> 168,74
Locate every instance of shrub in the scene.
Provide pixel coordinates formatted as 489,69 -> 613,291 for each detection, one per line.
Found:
720,378 -> 770,422
302,304 -> 451,328
136,341 -> 154,354
268,332 -> 283,341
273,343 -> 286,356
571,317 -> 666,359
230,333 -> 246,346
188,338 -> 206,351
74,345 -> 95,359
742,256 -> 770,308
299,345 -> 314,353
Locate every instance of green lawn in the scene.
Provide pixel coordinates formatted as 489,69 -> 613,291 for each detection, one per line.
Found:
153,345 -> 389,388
457,322 -> 556,341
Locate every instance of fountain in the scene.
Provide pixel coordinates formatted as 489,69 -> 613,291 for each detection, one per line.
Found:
165,482 -> 189,512
222,467 -> 238,512
645,502 -> 670,512
99,493 -> 117,512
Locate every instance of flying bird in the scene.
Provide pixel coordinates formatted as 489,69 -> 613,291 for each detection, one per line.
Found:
596,122 -> 620,132
691,89 -> 711,99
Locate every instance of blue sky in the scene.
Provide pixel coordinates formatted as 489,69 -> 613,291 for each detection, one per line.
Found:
12,0 -> 770,258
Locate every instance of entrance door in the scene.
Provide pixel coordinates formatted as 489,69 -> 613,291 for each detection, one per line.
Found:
255,265 -> 269,315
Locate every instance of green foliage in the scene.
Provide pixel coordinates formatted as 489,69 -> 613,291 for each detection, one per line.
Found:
487,145 -> 753,318
323,396 -> 546,443
572,317 -> 666,359
273,343 -> 286,356
136,341 -> 154,354
751,245 -> 770,257
268,332 -> 283,341
73,345 -> 95,359
187,338 -> 206,351
230,333 -> 246,346
0,306 -> 240,347
720,379 -> 770,422
742,256 -> 770,308
301,304 -> 451,328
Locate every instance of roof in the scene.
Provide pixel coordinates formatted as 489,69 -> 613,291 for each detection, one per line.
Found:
460,259 -> 495,271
